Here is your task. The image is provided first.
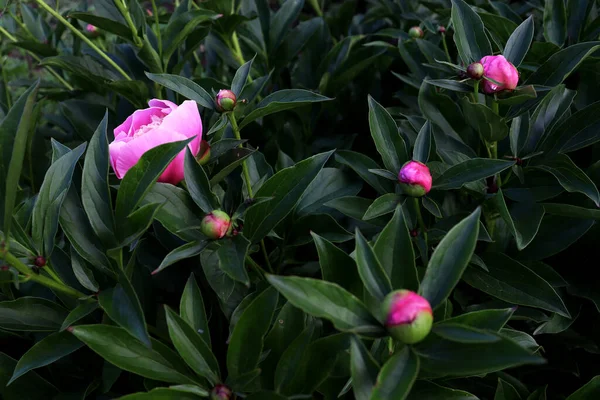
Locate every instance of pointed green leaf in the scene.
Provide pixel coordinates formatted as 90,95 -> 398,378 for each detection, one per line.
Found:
371,346 -> 419,400
355,228 -> 392,301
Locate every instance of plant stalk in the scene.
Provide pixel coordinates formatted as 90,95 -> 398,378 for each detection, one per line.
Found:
1,250 -> 86,298
33,0 -> 132,81
413,197 -> 428,247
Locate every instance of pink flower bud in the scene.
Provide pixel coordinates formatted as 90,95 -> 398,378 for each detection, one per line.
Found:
196,140 -> 211,165
201,210 -> 232,240
86,24 -> 98,34
146,9 -> 153,16
211,384 -> 232,400
466,62 -> 484,80
382,290 -> 433,344
438,25 -> 446,34
216,89 -> 237,112
480,55 -> 519,94
408,26 -> 424,39
398,160 -> 432,197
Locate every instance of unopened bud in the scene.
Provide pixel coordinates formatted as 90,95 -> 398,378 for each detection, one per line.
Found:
200,210 -> 232,239
382,290 -> 433,344
216,89 -> 237,112
34,256 -> 46,268
196,140 -> 211,165
85,24 -> 98,36
408,26 -> 424,39
398,161 -> 432,197
438,25 -> 446,34
466,62 -> 484,80
211,384 -> 232,400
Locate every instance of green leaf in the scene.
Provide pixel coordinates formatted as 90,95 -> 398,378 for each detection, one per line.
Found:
363,194 -> 402,220
180,273 -> 211,347
60,302 -> 100,331
518,215 -> 594,260
566,376 -> 600,399
71,249 -> 99,292
217,235 -> 251,286
1,82 -> 38,238
504,16 -> 534,67
543,0 -> 567,46
164,306 -> 219,384
146,73 -> 214,110
153,240 -> 208,275
239,89 -> 332,129
433,159 -> 515,190
492,189 -> 544,250
227,287 -> 278,379
424,79 -> 472,93
525,42 -> 600,86
244,151 -> 333,243
312,232 -> 362,297
115,138 -> 193,225
415,331 -> 544,377
275,323 -> 317,392
0,353 -> 58,399
407,381 -> 479,400
451,0 -> 492,63
542,101 -> 600,154
371,346 -> 419,400
59,187 -> 114,276
32,142 -> 86,256
119,387 -> 206,400
413,121 -> 432,163
231,56 -> 254,96
462,253 -> 570,317
355,228 -> 392,301
522,85 -> 575,156
440,308 -> 515,331
68,12 -> 132,40
72,325 -> 195,384
266,275 -> 384,338
82,112 -> 115,247
496,85 -> 538,106
350,336 -> 379,400
420,207 -> 481,309
295,168 -> 362,217
288,213 -> 352,246
119,202 -> 162,248
461,99 -> 509,142
336,151 -> 395,195
162,10 -> 220,62
542,203 -> 600,219
0,297 -> 67,332
98,273 -> 151,347
495,378 -> 522,400
433,323 -> 501,343
368,95 -> 408,173
209,148 -> 256,187
531,154 -> 600,206
269,0 -> 305,52
527,387 -> 547,400
374,205 -> 419,291
8,331 -> 83,384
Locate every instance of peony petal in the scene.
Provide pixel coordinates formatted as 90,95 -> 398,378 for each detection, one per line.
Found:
159,100 -> 202,154
115,128 -> 188,182
108,140 -> 129,179
148,99 -> 178,114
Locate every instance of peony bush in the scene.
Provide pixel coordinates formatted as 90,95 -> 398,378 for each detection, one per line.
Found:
1,0 -> 600,399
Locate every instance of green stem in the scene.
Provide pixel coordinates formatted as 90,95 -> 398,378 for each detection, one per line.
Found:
114,0 -> 144,47
227,113 -> 254,198
491,98 -> 499,115
245,256 -> 267,279
150,0 -> 162,56
2,251 -> 86,298
472,80 -> 480,103
413,197 -> 428,247
441,32 -> 451,62
33,0 -> 132,81
1,60 -> 12,108
308,0 -> 324,17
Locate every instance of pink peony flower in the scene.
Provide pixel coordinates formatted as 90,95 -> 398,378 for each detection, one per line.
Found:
109,99 -> 202,185
398,160 -> 432,197
480,55 -> 519,94
382,290 -> 433,344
